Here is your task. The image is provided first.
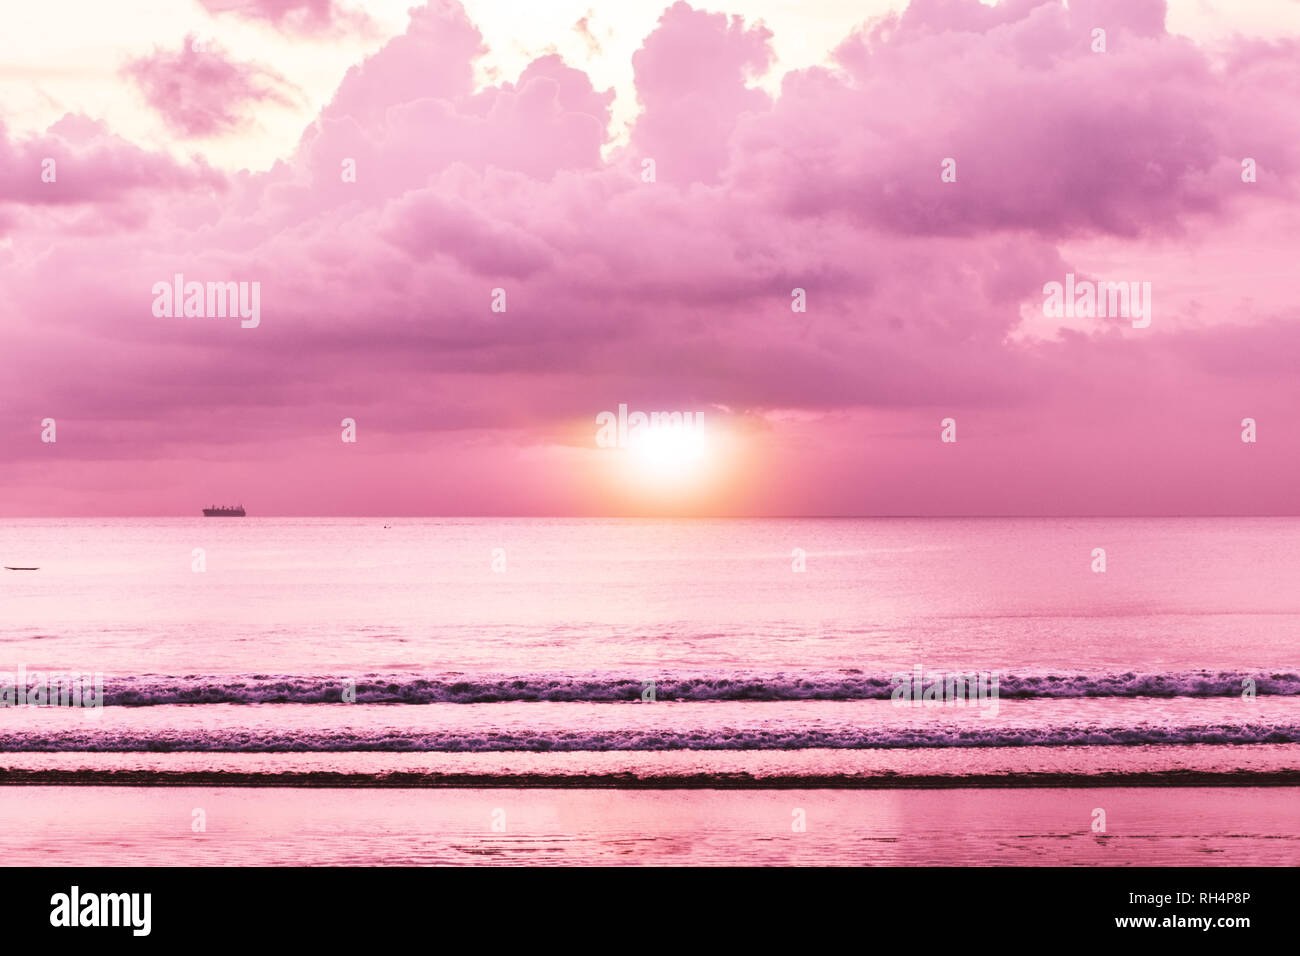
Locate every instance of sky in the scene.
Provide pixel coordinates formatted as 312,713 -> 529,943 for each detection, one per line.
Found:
1,0 -> 1298,516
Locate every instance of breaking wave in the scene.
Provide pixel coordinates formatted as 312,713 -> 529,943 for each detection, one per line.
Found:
81,670 -> 1300,705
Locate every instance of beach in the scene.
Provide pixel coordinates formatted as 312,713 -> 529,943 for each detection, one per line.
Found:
2,785 -> 1295,866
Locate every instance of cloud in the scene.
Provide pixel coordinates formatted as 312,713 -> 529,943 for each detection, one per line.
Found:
573,13 -> 603,58
729,0 -> 1297,236
0,114 -> 224,216
197,0 -> 368,34
124,35 -> 297,137
630,1 -> 775,185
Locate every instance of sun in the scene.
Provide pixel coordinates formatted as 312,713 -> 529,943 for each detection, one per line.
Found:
627,422 -> 710,485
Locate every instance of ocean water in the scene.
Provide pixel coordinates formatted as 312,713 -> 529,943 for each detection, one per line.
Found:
1,517 -> 1298,864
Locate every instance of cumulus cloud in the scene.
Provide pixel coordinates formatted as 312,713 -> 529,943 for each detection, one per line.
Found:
0,115 -> 224,207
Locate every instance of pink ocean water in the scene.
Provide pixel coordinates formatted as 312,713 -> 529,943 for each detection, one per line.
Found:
1,517 -> 1297,864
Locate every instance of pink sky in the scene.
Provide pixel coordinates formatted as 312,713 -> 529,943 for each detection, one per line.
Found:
2,0 -> 1299,516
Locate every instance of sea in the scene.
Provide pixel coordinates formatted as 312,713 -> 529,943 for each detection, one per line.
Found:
1,517 -> 1297,865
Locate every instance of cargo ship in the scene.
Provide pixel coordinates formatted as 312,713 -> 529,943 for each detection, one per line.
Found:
202,505 -> 246,517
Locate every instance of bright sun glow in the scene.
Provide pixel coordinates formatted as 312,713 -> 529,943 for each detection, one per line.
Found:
628,424 -> 710,484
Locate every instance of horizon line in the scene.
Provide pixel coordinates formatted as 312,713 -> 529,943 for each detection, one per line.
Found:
4,513 -> 1300,520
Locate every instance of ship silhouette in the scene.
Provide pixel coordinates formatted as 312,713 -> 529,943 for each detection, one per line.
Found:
203,504 -> 246,517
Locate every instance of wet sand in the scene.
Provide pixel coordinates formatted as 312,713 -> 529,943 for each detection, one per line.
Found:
1,785 -> 1296,865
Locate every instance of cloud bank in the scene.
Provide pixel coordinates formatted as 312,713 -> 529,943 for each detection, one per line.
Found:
1,0 -> 1297,515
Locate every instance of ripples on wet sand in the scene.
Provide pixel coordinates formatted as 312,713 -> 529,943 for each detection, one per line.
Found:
0,786 -> 1296,866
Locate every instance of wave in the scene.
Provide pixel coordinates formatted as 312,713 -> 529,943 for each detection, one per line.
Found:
79,670 -> 1300,705
2,768 -> 1297,788
2,724 -> 1297,752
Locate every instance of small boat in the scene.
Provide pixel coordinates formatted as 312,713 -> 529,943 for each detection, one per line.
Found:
4,567 -> 39,571
203,504 -> 246,517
